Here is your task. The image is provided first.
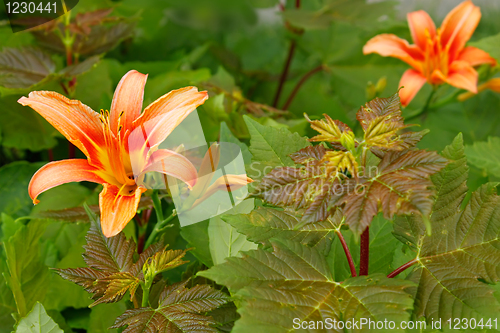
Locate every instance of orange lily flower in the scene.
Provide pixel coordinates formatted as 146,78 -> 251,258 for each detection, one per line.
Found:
19,70 -> 208,237
363,0 -> 496,106
171,143 -> 253,213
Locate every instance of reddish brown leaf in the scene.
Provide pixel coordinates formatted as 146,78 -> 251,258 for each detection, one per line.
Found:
289,145 -> 327,165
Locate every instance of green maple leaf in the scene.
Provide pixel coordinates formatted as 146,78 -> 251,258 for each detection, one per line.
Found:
222,206 -> 340,254
394,134 -> 500,320
199,239 -> 414,332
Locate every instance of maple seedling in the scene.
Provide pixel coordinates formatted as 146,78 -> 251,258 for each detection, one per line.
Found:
256,92 -> 448,275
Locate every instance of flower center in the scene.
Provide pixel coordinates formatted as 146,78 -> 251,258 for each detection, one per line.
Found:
422,30 -> 449,84
98,109 -> 136,189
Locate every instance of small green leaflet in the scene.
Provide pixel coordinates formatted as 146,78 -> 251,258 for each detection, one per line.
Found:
15,302 -> 63,333
465,136 -> 500,178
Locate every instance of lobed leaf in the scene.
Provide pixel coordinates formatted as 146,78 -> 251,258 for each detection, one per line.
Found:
395,134 -> 500,321
342,149 -> 448,236
223,207 -> 340,254
356,93 -> 423,153
244,115 -> 310,185
199,239 -> 414,332
305,113 -> 353,143
465,136 -> 500,178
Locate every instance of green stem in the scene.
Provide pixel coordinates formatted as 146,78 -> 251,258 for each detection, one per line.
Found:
141,281 -> 151,307
144,190 -> 175,249
405,88 -> 436,121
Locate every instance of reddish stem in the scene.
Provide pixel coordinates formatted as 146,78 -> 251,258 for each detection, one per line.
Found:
48,149 -> 54,162
137,234 -> 146,254
272,41 -> 296,107
359,227 -> 370,276
336,230 -> 357,277
295,0 -> 300,7
282,65 -> 324,110
387,259 -> 418,278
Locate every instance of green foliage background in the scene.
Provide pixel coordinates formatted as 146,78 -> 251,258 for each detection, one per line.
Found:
1,0 -> 500,332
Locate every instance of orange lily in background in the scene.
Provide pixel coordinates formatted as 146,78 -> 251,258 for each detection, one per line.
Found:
170,143 -> 253,212
19,70 -> 208,237
363,0 -> 497,106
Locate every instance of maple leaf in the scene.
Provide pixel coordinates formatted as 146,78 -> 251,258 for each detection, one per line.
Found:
394,134 -> 500,321
356,93 -> 425,154
222,207 -> 342,254
57,219 -> 188,306
199,239 -> 414,332
111,280 -> 229,333
341,149 -> 448,236
305,113 -> 353,143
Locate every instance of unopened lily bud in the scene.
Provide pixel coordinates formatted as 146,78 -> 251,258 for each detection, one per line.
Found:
458,78 -> 500,101
375,76 -> 387,93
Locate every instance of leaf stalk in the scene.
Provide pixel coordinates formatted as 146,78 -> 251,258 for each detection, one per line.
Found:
387,258 -> 418,278
335,230 -> 357,277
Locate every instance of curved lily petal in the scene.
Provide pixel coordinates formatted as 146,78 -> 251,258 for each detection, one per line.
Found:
398,69 -> 427,106
131,87 -> 208,154
432,61 -> 478,93
193,174 -> 253,208
29,159 -> 105,204
141,149 -> 198,188
18,92 -> 106,168
189,143 -> 221,199
407,10 -> 436,50
363,34 -> 424,70
458,46 -> 497,67
99,184 -> 146,237
440,0 -> 481,60
109,70 -> 148,135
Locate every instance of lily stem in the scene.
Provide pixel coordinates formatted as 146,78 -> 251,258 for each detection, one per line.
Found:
387,258 -> 418,278
282,65 -> 324,110
359,227 -> 369,276
335,230 -> 357,277
144,190 -> 175,249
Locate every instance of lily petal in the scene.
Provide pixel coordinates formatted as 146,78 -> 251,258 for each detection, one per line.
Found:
363,34 -> 424,70
141,149 -> 198,188
432,60 -> 478,93
458,46 -> 497,67
99,183 -> 146,237
192,174 -> 253,208
398,69 -> 427,106
29,159 -> 105,204
130,87 -> 208,154
110,70 -> 148,135
18,92 -> 106,168
189,143 -> 220,199
407,10 -> 436,50
440,0 -> 481,60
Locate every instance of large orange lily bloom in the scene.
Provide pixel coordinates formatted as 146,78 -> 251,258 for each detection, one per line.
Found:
363,0 -> 496,106
19,70 -> 208,237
